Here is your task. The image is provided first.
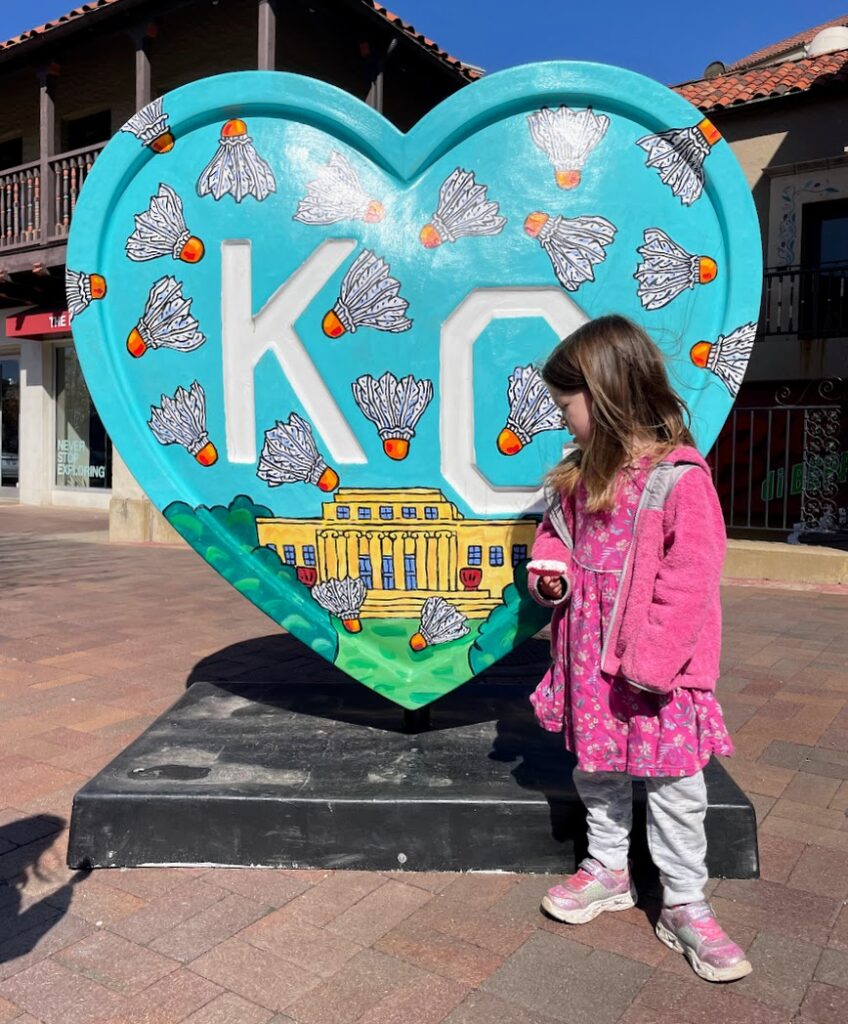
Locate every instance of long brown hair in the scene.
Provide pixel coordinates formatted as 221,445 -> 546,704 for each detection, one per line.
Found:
542,314 -> 695,511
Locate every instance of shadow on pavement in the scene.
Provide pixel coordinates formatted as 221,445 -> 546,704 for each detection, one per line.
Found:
0,815 -> 88,966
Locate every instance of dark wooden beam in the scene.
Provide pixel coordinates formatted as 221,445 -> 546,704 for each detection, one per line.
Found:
130,23 -> 157,111
258,0 -> 278,71
366,38 -> 397,113
37,63 -> 59,247
0,244 -> 67,277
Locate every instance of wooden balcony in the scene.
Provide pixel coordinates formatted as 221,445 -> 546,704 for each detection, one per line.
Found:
0,141 -> 104,256
761,263 -> 848,339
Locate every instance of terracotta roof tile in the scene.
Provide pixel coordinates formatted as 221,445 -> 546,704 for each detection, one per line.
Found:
674,49 -> 848,112
370,3 -> 482,79
0,0 -> 482,80
0,0 -> 123,52
730,13 -> 848,69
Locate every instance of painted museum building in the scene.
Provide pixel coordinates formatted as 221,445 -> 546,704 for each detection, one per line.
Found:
0,0 -> 478,527
257,488 -> 536,619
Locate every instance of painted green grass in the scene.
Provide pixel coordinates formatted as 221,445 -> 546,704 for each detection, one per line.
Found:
334,618 -> 483,710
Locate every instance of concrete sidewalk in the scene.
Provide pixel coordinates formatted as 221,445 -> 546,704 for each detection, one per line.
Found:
0,504 -> 846,1024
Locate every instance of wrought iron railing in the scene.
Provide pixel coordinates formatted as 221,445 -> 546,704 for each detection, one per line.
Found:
762,264 -> 848,339
0,141 -> 104,250
707,379 -> 846,536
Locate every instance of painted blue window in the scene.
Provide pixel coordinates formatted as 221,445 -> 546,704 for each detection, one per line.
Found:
357,507 -> 372,519
402,506 -> 416,519
382,555 -> 395,590
512,544 -> 528,565
424,506 -> 438,519
303,545 -> 316,567
359,555 -> 373,588
265,543 -> 277,553
467,545 -> 482,566
337,506 -> 350,519
283,545 -> 296,565
404,554 -> 418,590
379,506 -> 393,519
489,546 -> 504,567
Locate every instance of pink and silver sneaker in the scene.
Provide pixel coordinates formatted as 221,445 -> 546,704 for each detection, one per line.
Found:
541,857 -> 636,924
656,901 -> 752,982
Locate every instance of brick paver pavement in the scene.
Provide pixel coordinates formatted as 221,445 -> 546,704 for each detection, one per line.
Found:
1,504 -> 847,1024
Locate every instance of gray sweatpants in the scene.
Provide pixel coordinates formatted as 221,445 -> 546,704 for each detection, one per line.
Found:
573,768 -> 708,906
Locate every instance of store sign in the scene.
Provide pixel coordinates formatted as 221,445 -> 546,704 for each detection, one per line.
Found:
6,309 -> 71,338
66,66 -> 761,709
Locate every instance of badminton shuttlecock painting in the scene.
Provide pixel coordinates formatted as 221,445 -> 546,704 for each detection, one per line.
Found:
420,168 -> 506,248
527,106 -> 609,190
127,183 -> 205,264
524,211 -> 616,291
120,98 -> 174,153
636,118 -> 722,207
196,119 -> 276,203
409,598 -> 470,651
294,151 -> 384,225
65,65 -> 763,713
312,576 -> 368,633
351,372 -> 433,460
635,228 -> 718,310
257,413 -> 339,492
66,269 -> 107,320
322,250 -> 412,338
147,381 -> 217,466
127,276 -> 205,358
497,365 -> 563,455
690,322 -> 757,398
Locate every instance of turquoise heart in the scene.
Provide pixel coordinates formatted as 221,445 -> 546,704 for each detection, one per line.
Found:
67,63 -> 761,710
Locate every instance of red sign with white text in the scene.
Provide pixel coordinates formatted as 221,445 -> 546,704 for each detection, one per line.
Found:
5,309 -> 71,338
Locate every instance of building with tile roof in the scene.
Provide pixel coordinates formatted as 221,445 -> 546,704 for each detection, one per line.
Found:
0,0 -> 477,532
672,17 -> 848,540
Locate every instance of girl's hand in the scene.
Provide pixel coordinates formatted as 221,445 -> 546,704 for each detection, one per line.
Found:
537,575 -> 564,600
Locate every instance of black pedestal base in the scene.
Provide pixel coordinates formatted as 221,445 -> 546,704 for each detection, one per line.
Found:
68,657 -> 758,876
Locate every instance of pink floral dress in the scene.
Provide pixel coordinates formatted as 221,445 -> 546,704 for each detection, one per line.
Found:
553,459 -> 733,777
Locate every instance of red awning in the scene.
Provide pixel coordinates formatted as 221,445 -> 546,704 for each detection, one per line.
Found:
5,309 -> 71,338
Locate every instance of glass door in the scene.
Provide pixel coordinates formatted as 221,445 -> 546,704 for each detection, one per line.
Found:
0,358 -> 19,490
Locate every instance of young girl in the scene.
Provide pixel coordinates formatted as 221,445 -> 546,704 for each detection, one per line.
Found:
527,314 -> 751,983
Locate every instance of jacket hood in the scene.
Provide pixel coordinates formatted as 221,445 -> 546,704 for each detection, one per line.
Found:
660,445 -> 712,473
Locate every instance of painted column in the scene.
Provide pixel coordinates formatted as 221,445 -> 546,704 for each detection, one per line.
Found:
392,532 -> 405,589
425,532 -> 438,592
414,532 -> 426,591
369,532 -> 383,589
324,529 -> 339,577
347,530 -> 360,578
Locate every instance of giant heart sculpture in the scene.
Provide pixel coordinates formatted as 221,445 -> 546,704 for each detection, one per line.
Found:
67,64 -> 761,710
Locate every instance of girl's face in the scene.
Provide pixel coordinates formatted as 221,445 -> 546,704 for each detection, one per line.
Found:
549,386 -> 593,447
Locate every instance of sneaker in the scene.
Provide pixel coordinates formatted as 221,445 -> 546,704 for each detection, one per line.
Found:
656,901 -> 752,982
541,857 -> 636,924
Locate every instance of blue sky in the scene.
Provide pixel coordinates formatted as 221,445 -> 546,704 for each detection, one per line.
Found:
1,1 -> 845,84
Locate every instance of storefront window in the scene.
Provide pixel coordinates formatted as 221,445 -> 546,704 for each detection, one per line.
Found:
55,346 -> 112,488
0,358 -> 19,488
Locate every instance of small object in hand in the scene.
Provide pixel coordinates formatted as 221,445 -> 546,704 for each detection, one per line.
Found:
538,575 -> 564,600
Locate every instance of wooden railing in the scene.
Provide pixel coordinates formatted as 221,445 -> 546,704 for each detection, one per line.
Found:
762,263 -> 848,339
0,141 -> 104,250
0,160 -> 40,248
49,143 -> 104,238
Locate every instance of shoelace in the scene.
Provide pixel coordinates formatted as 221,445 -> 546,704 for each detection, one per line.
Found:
689,911 -> 726,944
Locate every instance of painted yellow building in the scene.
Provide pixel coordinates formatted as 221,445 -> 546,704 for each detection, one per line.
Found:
256,488 -> 538,618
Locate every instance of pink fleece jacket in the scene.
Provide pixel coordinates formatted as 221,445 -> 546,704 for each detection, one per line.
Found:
527,447 -> 726,728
